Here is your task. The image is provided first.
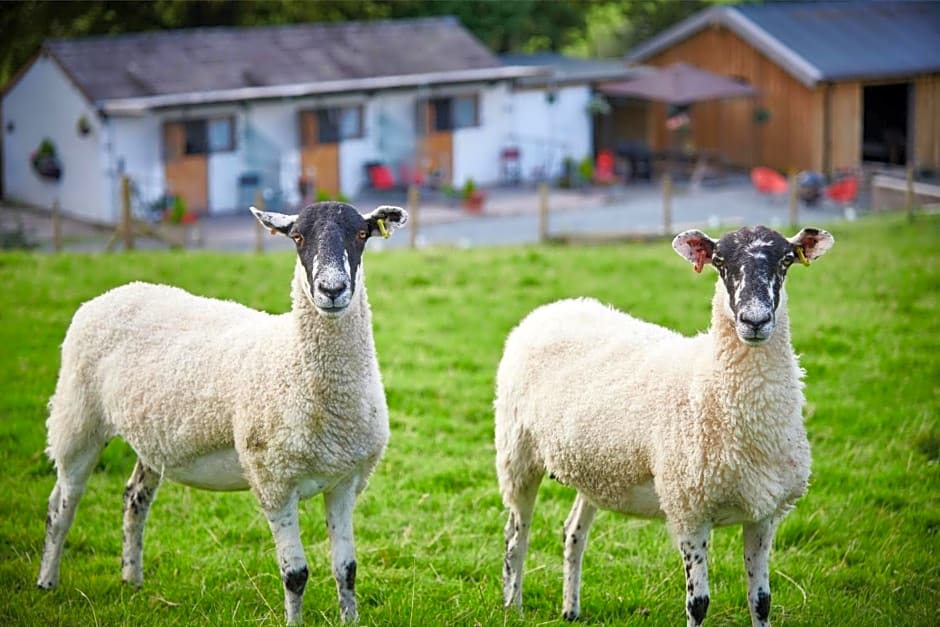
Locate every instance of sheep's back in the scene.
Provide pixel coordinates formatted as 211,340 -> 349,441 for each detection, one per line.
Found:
57,281 -> 289,466
496,298 -> 714,509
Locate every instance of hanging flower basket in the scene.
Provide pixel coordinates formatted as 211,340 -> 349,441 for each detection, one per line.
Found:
31,139 -> 62,181
77,115 -> 92,136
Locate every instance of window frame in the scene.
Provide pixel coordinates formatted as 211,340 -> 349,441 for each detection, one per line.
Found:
427,94 -> 479,132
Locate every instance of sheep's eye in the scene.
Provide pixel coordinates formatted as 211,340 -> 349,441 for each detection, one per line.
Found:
357,230 -> 368,241
712,256 -> 724,268
291,233 -> 303,245
781,254 -> 794,267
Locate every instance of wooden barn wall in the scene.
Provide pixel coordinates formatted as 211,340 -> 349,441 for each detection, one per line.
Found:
827,82 -> 862,173
914,75 -> 940,170
647,26 -> 826,173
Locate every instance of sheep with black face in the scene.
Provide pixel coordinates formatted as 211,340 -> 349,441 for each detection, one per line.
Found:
37,201 -> 407,625
495,225 -> 833,627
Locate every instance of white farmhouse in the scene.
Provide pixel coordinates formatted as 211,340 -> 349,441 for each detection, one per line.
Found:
1,17 -> 639,225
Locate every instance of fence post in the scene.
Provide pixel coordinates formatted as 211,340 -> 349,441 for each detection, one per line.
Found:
120,174 -> 134,251
661,172 -> 672,236
788,171 -> 799,229
51,199 -> 62,252
906,164 -> 915,222
407,184 -> 419,249
538,182 -> 549,243
254,190 -> 265,253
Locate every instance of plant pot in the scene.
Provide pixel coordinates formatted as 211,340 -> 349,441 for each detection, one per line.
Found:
462,191 -> 485,213
33,155 -> 62,181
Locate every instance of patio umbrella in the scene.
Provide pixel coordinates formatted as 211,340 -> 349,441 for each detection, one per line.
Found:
598,63 -> 758,235
598,62 -> 757,104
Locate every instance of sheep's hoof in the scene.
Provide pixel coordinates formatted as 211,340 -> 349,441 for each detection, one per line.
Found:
36,580 -> 57,590
562,609 -> 580,621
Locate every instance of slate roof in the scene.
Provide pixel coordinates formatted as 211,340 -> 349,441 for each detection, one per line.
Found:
628,1 -> 940,87
40,17 -> 540,112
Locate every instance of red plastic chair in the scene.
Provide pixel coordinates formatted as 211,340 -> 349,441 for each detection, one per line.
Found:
826,175 -> 859,205
367,163 -> 396,190
751,166 -> 789,196
594,150 -> 617,185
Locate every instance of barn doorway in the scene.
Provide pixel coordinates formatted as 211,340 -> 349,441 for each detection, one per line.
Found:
862,83 -> 910,166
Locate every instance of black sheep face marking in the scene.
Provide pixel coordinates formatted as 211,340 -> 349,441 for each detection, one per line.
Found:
251,202 -> 408,318
713,226 -> 795,344
673,225 -> 834,346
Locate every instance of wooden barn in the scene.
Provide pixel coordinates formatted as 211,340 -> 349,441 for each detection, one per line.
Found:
619,0 -> 940,176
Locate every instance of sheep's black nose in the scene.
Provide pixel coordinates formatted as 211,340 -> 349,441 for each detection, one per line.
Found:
317,280 -> 348,300
739,311 -> 772,329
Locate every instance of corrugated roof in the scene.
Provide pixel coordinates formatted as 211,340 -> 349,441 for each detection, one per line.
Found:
498,53 -> 644,86
629,1 -> 940,87
44,17 -> 506,105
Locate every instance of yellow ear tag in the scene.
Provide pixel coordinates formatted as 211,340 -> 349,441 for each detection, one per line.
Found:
795,246 -> 811,266
376,218 -> 390,239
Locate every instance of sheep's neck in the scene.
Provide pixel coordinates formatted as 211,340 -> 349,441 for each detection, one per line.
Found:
708,280 -> 794,368
703,281 -> 801,436
289,261 -> 378,374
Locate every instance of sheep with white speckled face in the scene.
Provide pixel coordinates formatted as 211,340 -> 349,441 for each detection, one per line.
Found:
495,225 -> 834,627
37,201 -> 407,625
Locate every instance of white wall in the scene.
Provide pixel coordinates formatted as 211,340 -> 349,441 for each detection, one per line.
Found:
502,85 -> 594,182
368,91 -> 419,173
452,83 -> 513,188
241,101 -> 299,210
109,115 -> 161,222
2,55 -> 109,222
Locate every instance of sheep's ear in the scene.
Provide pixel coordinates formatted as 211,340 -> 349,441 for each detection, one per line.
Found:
363,205 -> 409,239
250,206 -> 297,236
788,227 -> 834,264
673,229 -> 717,273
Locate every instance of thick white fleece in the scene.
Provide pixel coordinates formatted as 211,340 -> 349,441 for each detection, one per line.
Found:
46,260 -> 389,511
494,282 -> 810,535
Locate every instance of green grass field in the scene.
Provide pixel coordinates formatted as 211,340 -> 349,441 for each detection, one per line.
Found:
1,213 -> 937,626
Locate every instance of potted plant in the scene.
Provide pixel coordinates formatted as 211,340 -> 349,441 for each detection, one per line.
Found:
461,178 -> 485,213
578,156 -> 594,187
31,138 -> 62,181
158,195 -> 199,247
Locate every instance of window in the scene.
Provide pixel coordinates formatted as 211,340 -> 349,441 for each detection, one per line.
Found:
183,120 -> 208,155
208,117 -> 235,152
168,116 -> 235,157
428,95 -> 479,131
310,106 -> 363,144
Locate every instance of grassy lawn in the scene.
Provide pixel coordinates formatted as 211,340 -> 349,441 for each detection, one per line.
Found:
0,213 -> 937,626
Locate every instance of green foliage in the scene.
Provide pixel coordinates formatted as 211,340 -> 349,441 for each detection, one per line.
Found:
461,178 -> 476,199
578,155 -> 595,182
165,195 -> 187,224
314,189 -> 350,203
0,214 -> 937,625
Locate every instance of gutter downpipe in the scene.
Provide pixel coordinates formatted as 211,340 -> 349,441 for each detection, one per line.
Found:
101,109 -> 118,223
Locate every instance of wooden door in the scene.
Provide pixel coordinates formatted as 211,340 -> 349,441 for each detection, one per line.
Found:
163,121 -> 208,214
419,100 -> 453,185
299,111 -> 340,198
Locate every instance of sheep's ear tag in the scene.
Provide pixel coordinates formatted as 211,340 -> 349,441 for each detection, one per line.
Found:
376,218 -> 390,239
795,246 -> 811,266
693,249 -> 709,273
